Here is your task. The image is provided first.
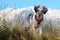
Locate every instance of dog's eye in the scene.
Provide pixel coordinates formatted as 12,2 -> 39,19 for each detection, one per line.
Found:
41,10 -> 44,12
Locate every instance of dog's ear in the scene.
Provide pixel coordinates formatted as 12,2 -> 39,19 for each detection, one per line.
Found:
43,6 -> 48,14
34,5 -> 40,13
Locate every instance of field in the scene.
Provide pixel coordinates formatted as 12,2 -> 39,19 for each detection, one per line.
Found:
0,17 -> 60,40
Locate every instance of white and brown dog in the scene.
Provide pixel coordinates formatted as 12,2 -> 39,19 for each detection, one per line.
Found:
30,5 -> 48,34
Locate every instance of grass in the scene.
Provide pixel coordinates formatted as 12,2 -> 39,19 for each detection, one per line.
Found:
0,17 -> 60,40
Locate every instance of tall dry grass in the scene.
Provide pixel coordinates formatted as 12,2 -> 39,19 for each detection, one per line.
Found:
0,17 -> 41,40
0,15 -> 60,40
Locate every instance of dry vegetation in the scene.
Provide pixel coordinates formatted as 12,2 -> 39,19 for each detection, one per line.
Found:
0,16 -> 60,40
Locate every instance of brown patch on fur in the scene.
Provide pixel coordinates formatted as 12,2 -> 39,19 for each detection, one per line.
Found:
35,15 -> 43,28
43,6 -> 48,14
34,5 -> 40,13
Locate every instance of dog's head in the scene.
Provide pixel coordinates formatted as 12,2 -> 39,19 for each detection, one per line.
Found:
34,5 -> 48,14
